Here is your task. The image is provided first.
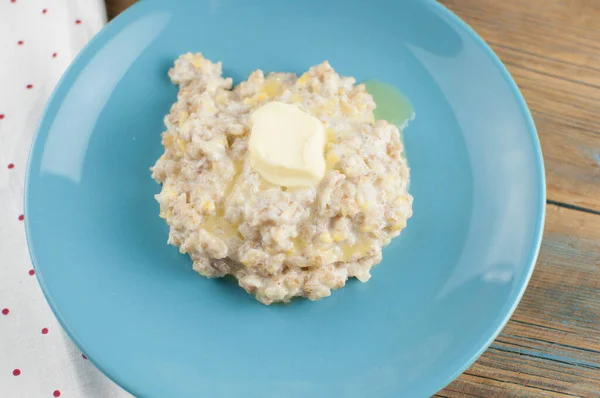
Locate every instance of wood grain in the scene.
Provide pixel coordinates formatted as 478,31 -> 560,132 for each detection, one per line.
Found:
106,0 -> 135,20
102,0 -> 600,396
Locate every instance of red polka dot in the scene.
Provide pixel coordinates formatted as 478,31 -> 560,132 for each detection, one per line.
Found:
53,390 -> 61,397
11,0 -> 16,3
82,354 -> 87,359
75,19 -> 81,24
1,308 -> 9,315
18,214 -> 24,221
41,327 -> 49,334
29,269 -> 35,276
42,8 -> 47,14
17,40 -> 24,45
52,52 -> 58,58
12,369 -> 21,376
26,84 -> 33,89
0,114 -> 4,119
8,163 -> 14,169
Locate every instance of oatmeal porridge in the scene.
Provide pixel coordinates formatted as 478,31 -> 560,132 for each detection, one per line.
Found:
151,53 -> 413,304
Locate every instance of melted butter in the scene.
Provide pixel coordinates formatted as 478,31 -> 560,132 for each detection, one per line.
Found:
289,236 -> 307,256
262,80 -> 284,98
339,240 -> 372,262
364,80 -> 414,129
222,160 -> 244,199
202,213 -> 240,239
326,128 -> 337,143
199,160 -> 243,239
289,234 -> 372,264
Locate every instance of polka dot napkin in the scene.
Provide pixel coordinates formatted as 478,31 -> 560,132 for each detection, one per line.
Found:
0,1 -> 131,397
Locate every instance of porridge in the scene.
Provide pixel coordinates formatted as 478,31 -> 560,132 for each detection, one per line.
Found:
151,53 -> 413,304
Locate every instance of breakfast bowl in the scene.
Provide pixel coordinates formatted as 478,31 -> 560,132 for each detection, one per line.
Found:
25,0 -> 545,397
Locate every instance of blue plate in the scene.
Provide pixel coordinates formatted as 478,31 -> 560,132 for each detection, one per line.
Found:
25,0 -> 545,397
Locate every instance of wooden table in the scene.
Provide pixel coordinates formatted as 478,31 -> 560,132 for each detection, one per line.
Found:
106,1 -> 600,396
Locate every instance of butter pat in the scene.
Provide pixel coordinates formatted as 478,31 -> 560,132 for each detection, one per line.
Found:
249,101 -> 326,187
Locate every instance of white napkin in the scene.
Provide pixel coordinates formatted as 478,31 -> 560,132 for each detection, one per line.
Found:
0,1 -> 132,397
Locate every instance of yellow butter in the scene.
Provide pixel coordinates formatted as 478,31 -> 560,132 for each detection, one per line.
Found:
248,101 -> 326,187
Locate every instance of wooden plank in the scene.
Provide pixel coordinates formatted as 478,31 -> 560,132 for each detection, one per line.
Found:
438,204 -> 600,397
440,0 -> 600,212
106,0 -> 136,20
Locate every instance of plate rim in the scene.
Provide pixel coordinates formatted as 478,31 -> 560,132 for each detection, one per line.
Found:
425,1 -> 546,393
